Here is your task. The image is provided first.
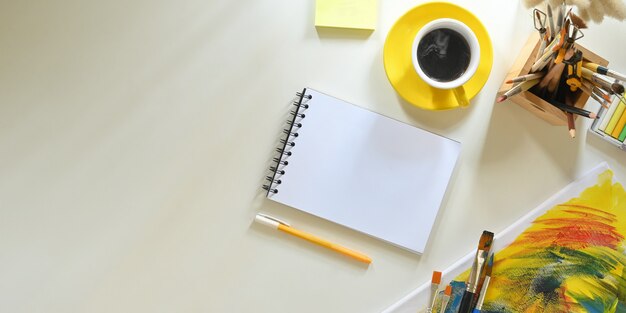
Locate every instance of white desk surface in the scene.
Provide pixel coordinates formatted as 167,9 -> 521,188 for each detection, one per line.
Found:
1,1 -> 625,312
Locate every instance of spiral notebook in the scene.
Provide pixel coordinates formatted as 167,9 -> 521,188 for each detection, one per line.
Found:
263,88 -> 460,254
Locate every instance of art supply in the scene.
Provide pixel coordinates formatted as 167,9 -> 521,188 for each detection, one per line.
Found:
580,83 -> 609,109
498,2 -> 621,131
590,104 -> 626,151
472,254 -> 493,313
315,0 -> 377,30
263,88 -> 461,254
566,112 -> 575,138
496,79 -> 540,102
611,108 -> 626,138
439,285 -> 452,313
383,163 -> 624,312
603,95 -> 626,135
549,99 -> 597,119
506,72 -> 544,84
457,231 -> 494,313
582,68 -> 626,98
426,271 -> 442,313
547,4 -> 555,39
253,213 -> 372,264
583,62 -> 626,82
533,9 -> 548,62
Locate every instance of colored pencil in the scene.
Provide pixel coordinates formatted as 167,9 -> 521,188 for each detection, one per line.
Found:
567,112 -> 576,138
549,100 -> 598,119
457,231 -> 494,313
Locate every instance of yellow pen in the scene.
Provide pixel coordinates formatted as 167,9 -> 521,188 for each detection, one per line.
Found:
254,213 -> 372,264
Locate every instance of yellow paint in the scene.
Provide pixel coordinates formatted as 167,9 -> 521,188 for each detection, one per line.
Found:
455,170 -> 626,312
610,108 -> 626,139
315,0 -> 377,30
605,97 -> 626,135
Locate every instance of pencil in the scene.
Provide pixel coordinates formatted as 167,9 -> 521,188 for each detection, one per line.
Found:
549,100 -> 598,119
497,79 -> 541,103
567,112 -> 576,138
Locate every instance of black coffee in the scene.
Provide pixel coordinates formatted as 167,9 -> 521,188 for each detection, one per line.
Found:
417,28 -> 471,82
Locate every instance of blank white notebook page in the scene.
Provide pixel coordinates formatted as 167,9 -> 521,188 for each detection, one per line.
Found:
267,88 -> 460,253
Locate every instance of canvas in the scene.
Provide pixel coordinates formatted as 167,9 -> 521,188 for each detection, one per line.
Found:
383,163 -> 626,313
451,168 -> 626,312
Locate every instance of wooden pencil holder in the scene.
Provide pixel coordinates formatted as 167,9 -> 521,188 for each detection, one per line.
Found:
499,33 -> 609,126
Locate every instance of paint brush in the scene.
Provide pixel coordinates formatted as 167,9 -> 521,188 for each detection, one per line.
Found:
472,254 -> 494,313
426,271 -> 442,313
593,86 -> 613,103
547,4 -> 555,40
580,83 -> 609,109
497,79 -> 541,103
506,72 -> 545,84
457,231 -> 494,313
556,3 -> 564,33
530,34 -> 561,72
439,285 -> 452,313
583,63 -> 626,82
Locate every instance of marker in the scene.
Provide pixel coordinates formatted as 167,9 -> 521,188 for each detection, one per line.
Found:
254,213 -> 372,264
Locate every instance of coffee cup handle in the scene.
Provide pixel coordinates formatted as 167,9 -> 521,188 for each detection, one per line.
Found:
452,86 -> 469,107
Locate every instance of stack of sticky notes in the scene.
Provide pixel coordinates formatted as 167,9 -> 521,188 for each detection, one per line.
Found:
315,0 -> 377,31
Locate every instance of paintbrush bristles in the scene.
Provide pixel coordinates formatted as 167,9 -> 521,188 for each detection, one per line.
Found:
478,231 -> 495,250
432,271 -> 442,284
569,12 -> 588,29
485,253 -> 494,277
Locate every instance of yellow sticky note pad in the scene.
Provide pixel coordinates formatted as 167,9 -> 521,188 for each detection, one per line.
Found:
315,0 -> 377,31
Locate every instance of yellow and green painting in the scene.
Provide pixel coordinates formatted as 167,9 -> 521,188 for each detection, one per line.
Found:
451,170 -> 626,313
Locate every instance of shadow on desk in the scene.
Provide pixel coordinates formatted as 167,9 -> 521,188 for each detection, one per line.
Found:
479,100 -> 581,175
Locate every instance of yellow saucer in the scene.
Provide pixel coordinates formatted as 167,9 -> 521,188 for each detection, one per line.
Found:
383,2 -> 493,110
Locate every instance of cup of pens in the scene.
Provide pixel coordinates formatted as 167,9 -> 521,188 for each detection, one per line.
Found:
497,3 -> 625,138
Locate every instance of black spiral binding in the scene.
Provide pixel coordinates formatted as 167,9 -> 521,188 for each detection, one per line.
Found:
263,88 -> 312,195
